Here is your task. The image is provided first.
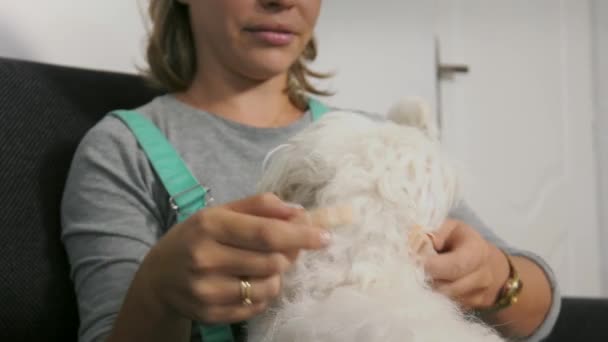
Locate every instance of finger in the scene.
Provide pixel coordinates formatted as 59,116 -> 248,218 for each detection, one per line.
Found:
194,274 -> 282,306
195,301 -> 268,324
207,209 -> 330,252
202,242 -> 292,277
407,226 -> 423,250
424,243 -> 480,281
308,206 -> 354,229
225,193 -> 300,220
284,249 -> 300,263
428,220 -> 459,252
435,269 -> 494,309
407,225 -> 437,259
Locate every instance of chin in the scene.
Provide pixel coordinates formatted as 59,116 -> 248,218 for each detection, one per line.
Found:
247,98 -> 505,342
239,51 -> 299,81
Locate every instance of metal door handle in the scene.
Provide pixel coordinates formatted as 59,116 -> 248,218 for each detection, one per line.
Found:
438,64 -> 470,80
439,64 -> 470,74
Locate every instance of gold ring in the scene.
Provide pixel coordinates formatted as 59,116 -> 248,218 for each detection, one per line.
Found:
240,279 -> 253,306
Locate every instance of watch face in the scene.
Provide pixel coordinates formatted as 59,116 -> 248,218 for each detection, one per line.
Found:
506,280 -> 518,291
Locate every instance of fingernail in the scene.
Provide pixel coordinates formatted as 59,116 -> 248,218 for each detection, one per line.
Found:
426,233 -> 438,250
319,230 -> 332,246
283,202 -> 304,209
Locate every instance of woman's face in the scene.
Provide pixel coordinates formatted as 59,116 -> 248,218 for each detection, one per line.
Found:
184,0 -> 322,81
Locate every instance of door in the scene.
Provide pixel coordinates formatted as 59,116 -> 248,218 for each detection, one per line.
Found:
436,0 -> 601,296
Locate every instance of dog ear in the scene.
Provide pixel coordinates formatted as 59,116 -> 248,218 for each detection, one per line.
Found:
387,97 -> 439,139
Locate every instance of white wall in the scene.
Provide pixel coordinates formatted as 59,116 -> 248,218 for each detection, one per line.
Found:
0,1 -> 147,73
312,1 -> 436,115
591,0 -> 608,294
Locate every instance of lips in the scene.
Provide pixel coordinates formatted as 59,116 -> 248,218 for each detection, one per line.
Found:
246,24 -> 295,34
244,24 -> 297,46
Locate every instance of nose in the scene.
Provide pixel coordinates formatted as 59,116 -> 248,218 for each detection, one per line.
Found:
259,0 -> 296,11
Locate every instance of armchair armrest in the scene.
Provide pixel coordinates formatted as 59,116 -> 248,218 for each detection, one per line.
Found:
545,297 -> 608,341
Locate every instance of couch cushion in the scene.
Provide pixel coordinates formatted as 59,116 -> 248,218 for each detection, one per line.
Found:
0,57 -> 160,341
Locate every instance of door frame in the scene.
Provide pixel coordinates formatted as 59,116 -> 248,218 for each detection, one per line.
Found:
591,0 -> 608,295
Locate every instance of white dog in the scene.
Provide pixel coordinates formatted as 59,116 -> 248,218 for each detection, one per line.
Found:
248,99 -> 503,342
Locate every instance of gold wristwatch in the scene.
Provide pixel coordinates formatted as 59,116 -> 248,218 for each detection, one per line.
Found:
484,251 -> 523,313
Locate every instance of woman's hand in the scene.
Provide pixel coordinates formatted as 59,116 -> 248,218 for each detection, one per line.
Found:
423,219 -> 510,310
139,193 -> 330,325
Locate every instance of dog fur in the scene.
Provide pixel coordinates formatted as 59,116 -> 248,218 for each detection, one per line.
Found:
248,99 -> 503,342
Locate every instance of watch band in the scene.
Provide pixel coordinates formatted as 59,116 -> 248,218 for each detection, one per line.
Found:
483,250 -> 524,313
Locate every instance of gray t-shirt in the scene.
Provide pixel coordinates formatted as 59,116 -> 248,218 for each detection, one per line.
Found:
61,94 -> 560,342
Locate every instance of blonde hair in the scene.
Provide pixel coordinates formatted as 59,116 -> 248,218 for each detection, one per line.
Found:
144,0 -> 331,107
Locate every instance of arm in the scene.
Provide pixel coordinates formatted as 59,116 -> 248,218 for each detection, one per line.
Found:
480,253 -> 553,338
61,117 -> 191,341
107,249 -> 191,342
445,201 -> 561,341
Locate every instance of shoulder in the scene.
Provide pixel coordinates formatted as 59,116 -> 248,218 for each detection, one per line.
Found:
67,96 -> 170,194
76,96 -> 167,159
74,113 -> 139,168
62,96 -> 171,228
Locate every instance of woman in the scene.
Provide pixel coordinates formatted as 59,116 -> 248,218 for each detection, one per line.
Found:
61,0 -> 560,341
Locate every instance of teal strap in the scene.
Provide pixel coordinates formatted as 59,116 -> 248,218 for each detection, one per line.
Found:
110,98 -> 331,342
112,110 -> 208,222
308,97 -> 331,121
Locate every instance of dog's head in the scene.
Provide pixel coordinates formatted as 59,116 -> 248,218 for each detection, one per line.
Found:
259,98 -> 459,232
